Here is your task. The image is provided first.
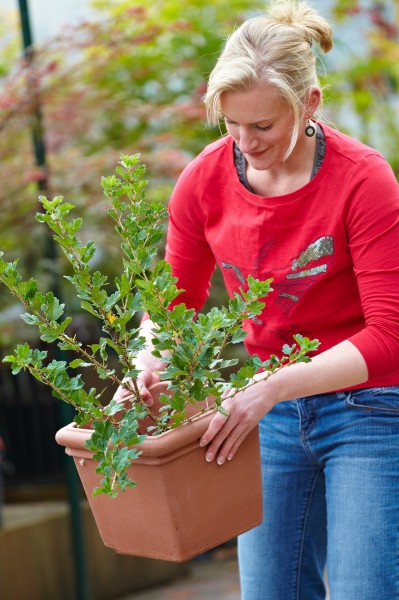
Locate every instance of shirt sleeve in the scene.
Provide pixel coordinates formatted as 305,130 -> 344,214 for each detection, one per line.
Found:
164,161 -> 216,313
346,154 -> 399,379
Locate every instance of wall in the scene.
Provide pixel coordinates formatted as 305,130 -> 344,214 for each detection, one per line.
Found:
0,501 -> 187,600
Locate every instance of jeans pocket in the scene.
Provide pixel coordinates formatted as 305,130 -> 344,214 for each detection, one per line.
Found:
345,386 -> 399,413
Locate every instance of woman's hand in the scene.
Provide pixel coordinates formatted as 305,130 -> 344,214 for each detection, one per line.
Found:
199,340 -> 369,465
113,319 -> 166,406
199,377 -> 277,465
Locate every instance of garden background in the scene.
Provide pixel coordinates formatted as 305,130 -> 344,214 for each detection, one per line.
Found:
0,1 -> 398,598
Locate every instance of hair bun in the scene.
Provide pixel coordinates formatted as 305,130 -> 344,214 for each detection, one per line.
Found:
267,0 -> 333,53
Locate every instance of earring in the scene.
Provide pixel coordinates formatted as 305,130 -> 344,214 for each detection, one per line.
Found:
305,120 -> 316,137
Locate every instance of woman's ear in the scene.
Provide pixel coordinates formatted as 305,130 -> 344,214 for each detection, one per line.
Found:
305,86 -> 321,117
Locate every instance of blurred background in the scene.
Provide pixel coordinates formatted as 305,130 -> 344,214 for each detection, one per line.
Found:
0,1 -> 398,599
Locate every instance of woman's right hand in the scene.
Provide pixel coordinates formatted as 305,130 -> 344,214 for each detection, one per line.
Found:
113,319 -> 166,406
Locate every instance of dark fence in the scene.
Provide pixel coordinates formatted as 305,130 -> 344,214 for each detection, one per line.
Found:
0,363 -> 65,488
0,342 -> 119,495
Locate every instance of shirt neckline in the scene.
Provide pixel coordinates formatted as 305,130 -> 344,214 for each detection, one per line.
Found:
230,122 -> 331,206
233,123 -> 326,195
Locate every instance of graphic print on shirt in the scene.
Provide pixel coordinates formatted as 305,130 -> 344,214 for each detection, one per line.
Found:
221,236 -> 334,343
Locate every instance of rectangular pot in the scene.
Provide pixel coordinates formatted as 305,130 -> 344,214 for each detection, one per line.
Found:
56,410 -> 263,562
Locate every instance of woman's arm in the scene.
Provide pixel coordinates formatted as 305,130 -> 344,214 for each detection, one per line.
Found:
200,339 -> 368,465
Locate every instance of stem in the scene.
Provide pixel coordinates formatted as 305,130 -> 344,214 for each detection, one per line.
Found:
0,275 -> 157,419
217,351 -> 310,403
111,469 -> 118,492
50,212 -> 134,358
110,193 -> 183,342
22,362 -> 82,410
177,350 -> 310,425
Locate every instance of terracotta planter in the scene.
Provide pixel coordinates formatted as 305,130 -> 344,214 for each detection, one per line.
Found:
55,383 -> 263,562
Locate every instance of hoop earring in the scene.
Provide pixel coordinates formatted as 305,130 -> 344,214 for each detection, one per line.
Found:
305,120 -> 316,137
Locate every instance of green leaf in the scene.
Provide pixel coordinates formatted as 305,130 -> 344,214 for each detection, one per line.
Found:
2,354 -> 16,364
20,313 -> 40,326
39,328 -> 59,343
231,329 -> 247,344
282,343 -> 295,356
80,301 -> 100,318
69,359 -> 92,369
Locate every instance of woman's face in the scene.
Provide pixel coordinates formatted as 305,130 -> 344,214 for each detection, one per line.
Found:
220,83 -> 300,171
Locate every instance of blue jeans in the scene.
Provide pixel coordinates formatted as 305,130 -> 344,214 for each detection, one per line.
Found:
238,387 -> 399,600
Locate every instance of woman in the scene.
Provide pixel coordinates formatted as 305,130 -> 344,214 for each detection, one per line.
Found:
119,2 -> 399,598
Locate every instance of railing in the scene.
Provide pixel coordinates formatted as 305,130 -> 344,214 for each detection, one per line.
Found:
0,363 -> 64,489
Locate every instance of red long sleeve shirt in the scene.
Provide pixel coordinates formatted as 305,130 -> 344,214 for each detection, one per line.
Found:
165,124 -> 399,388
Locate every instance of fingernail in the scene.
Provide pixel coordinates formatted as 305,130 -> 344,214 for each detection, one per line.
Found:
206,452 -> 214,462
217,456 -> 225,465
199,438 -> 207,447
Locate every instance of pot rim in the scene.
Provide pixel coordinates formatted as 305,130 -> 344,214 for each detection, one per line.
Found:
55,380 -> 218,458
55,406 -> 215,459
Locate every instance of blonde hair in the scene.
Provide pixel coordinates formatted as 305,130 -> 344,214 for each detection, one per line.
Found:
204,0 -> 333,158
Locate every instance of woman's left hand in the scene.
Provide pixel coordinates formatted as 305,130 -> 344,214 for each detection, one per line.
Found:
199,379 -> 277,465
199,340 -> 370,465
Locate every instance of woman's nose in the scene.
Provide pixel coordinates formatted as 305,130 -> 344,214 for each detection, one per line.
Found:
238,128 -> 258,153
